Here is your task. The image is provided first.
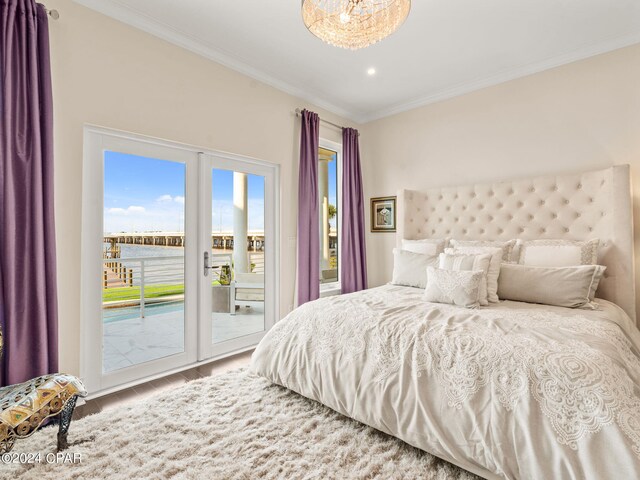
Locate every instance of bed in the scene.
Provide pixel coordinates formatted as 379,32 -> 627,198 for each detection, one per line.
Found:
251,165 -> 640,479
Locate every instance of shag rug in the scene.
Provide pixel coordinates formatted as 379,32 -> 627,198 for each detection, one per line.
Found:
7,369 -> 479,479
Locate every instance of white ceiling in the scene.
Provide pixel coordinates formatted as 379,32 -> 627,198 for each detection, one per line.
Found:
74,0 -> 640,123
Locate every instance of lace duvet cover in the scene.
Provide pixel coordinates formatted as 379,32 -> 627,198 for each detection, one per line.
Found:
250,285 -> 640,479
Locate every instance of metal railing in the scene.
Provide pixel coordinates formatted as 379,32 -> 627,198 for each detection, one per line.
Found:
102,252 -> 265,321
103,256 -> 185,319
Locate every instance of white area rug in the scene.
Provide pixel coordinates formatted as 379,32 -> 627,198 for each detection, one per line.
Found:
8,369 -> 478,479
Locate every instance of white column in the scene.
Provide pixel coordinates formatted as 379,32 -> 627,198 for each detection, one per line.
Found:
319,159 -> 330,271
233,172 -> 249,274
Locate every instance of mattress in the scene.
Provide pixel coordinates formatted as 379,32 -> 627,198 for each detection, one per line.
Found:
250,285 -> 640,479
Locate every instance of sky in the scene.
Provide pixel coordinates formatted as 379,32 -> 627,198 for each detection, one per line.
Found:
103,151 -> 338,233
103,151 -> 266,234
212,169 -> 264,233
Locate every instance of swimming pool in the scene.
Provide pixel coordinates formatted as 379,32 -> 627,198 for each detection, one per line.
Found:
103,301 -> 184,323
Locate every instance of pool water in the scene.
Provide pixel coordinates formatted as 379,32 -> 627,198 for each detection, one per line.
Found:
103,301 -> 184,323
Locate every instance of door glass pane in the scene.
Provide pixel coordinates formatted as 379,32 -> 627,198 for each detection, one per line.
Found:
102,152 -> 185,373
210,169 -> 265,344
319,147 -> 338,284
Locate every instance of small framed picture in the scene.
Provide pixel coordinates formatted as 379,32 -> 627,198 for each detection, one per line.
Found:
370,196 -> 396,232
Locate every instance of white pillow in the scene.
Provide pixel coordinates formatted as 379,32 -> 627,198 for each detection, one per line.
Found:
445,247 -> 502,303
498,263 -> 606,309
401,238 -> 448,256
450,239 -> 517,263
438,252 -> 491,305
518,239 -> 599,267
424,267 -> 484,308
391,248 -> 438,289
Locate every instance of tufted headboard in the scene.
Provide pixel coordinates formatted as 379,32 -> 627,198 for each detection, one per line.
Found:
397,165 -> 636,320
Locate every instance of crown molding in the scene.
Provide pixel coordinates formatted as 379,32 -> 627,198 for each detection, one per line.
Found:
73,0 -> 640,125
72,0 -> 365,123
359,31 -> 640,123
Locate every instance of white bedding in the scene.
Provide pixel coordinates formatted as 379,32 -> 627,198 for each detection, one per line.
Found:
250,285 -> 640,479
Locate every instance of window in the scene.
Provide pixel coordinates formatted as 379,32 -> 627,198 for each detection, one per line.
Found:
318,140 -> 341,292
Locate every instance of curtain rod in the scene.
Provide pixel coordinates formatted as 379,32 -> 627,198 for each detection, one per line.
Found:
41,4 -> 59,19
295,108 -> 359,136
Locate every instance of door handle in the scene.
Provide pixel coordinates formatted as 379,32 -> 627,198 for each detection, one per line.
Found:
204,251 -> 209,277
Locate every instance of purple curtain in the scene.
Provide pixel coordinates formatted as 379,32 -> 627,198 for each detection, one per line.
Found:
341,128 -> 367,294
297,110 -> 320,305
0,0 -> 58,386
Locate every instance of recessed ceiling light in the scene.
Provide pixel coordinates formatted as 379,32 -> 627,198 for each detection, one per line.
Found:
367,68 -> 376,76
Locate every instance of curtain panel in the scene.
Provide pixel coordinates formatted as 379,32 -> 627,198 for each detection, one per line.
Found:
0,0 -> 58,385
296,110 -> 320,305
341,127 -> 367,293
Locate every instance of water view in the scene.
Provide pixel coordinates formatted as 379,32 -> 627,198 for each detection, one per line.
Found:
102,151 -> 266,373
101,147 -> 331,375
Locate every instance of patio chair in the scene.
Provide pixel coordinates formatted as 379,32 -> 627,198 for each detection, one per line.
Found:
230,273 -> 264,315
0,329 -> 87,453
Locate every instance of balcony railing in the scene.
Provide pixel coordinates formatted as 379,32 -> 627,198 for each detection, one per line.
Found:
102,256 -> 185,319
102,254 -> 250,320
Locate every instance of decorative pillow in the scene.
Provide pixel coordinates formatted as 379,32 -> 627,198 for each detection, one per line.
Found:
438,252 -> 491,305
391,248 -> 438,289
424,267 -> 484,308
445,247 -> 502,303
449,239 -> 517,263
401,238 -> 448,256
518,239 -> 599,267
498,263 -> 606,309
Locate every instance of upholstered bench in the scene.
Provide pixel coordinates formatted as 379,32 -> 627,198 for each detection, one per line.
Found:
0,333 -> 87,453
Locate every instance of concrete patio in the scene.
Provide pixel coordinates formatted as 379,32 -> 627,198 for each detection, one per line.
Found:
102,305 -> 264,373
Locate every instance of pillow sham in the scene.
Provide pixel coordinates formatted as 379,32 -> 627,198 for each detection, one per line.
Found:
391,248 -> 438,289
401,238 -> 448,255
497,263 -> 606,309
439,252 -> 491,305
445,246 -> 502,303
449,239 -> 517,263
517,239 -> 599,267
424,267 -> 484,308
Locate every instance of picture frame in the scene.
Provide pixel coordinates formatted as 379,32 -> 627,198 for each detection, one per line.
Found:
370,196 -> 397,232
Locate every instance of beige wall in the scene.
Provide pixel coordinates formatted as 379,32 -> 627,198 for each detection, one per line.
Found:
47,0 -> 358,376
47,0 -> 640,376
361,44 -> 640,317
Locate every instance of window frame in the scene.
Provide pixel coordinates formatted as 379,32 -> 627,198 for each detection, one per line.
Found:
80,125 -> 280,397
318,138 -> 343,297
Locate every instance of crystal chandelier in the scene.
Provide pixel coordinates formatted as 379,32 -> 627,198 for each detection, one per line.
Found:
302,0 -> 411,50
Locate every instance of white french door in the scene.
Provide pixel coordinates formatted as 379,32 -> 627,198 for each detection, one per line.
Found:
81,127 -> 278,395
197,153 -> 278,360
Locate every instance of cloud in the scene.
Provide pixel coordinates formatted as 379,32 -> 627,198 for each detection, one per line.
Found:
105,203 -> 184,234
104,198 -> 263,234
107,207 -> 126,215
106,206 -> 146,215
156,194 -> 185,205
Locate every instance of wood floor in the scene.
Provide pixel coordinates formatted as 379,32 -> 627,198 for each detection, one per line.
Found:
72,350 -> 253,420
